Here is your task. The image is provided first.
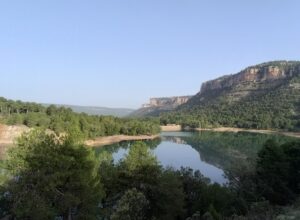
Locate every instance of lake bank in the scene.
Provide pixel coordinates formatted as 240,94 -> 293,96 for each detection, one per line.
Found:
0,123 -> 160,152
161,125 -> 300,138
85,134 -> 160,147
196,127 -> 300,138
161,125 -> 182,131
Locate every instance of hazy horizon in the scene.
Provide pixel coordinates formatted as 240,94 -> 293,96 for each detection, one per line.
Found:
1,0 -> 299,108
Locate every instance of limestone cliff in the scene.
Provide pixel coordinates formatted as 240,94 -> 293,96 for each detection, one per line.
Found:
142,96 -> 191,108
200,61 -> 300,94
132,96 -> 192,117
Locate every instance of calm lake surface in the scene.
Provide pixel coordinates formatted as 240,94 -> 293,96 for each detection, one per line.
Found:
96,131 -> 296,184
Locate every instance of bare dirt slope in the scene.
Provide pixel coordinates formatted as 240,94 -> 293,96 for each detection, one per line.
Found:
0,124 -> 30,157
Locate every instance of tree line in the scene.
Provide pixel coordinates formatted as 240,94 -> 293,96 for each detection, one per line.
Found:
0,97 -> 161,137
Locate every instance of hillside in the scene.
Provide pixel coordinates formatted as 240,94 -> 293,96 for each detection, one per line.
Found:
161,61 -> 300,131
43,104 -> 134,117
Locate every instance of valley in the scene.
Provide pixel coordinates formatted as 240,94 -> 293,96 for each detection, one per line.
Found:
1,60 -> 300,220
2,1 -> 300,218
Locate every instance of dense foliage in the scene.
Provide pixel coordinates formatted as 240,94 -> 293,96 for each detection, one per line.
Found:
0,130 -> 299,219
0,130 -> 103,219
256,140 -> 300,205
0,97 -> 161,138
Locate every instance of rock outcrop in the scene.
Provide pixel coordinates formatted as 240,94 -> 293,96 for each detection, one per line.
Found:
200,61 -> 300,94
132,96 -> 192,117
142,96 -> 191,108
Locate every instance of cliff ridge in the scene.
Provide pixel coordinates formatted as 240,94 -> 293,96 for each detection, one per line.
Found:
200,61 -> 300,93
132,96 -> 192,117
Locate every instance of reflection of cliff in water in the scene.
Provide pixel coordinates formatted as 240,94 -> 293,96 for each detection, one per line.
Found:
162,131 -> 296,171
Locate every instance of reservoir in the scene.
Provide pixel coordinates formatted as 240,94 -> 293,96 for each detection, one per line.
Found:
96,131 -> 296,184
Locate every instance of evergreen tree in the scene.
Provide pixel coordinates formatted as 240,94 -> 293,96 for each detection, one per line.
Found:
2,129 -> 103,219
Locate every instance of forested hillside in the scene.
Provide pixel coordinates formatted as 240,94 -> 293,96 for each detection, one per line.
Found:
0,97 -> 160,138
161,61 -> 300,131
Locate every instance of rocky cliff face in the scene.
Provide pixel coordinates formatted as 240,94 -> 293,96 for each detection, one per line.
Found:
200,61 -> 300,94
143,96 -> 191,108
133,96 -> 192,117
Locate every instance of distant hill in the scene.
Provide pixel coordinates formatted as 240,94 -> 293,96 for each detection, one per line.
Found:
43,104 -> 134,117
161,61 -> 300,131
130,96 -> 192,117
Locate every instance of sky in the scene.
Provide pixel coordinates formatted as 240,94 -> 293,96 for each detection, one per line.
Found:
0,0 -> 299,109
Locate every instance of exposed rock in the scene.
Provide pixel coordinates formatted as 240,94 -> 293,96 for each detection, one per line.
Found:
200,61 -> 300,94
144,96 -> 191,108
133,96 -> 192,116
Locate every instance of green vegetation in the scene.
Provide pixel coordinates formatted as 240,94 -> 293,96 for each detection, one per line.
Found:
0,130 -> 103,219
98,142 -> 185,220
1,130 -> 299,219
256,140 -> 300,205
0,97 -> 161,138
110,188 -> 149,220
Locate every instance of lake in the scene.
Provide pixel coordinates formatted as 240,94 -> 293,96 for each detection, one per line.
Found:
95,131 -> 296,184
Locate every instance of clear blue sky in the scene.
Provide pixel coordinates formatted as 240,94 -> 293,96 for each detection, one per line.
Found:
1,0 -> 299,108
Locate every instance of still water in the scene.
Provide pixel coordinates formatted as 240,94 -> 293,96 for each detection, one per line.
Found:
96,131 -> 296,185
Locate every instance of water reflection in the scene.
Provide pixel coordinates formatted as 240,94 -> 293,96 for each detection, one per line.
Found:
154,141 -> 226,184
96,131 -> 297,185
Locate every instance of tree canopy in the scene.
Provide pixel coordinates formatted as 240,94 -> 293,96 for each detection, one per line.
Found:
1,130 -> 103,219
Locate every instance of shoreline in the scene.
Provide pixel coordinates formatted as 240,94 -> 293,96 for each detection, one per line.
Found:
161,125 -> 182,132
1,123 -> 299,154
195,127 -> 300,138
161,125 -> 300,138
85,134 -> 160,147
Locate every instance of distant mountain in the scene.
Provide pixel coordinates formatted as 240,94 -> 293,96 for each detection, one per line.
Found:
43,104 -> 134,117
161,61 -> 300,131
130,96 -> 192,117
